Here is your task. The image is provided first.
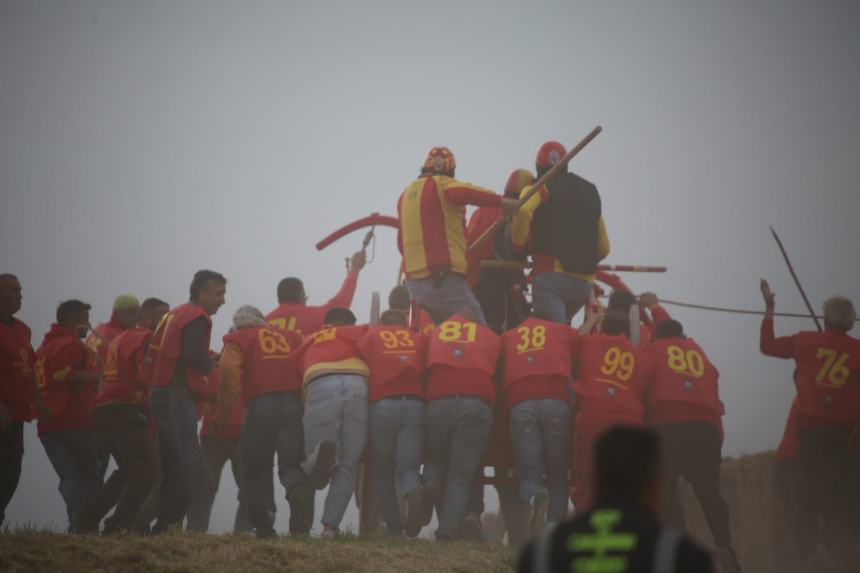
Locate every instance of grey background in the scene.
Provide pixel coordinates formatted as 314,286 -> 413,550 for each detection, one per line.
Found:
2,0 -> 858,534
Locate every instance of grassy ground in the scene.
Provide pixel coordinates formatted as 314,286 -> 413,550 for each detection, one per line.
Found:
0,529 -> 516,573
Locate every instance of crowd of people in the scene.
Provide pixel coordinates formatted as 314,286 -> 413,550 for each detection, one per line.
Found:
1,141 -> 858,573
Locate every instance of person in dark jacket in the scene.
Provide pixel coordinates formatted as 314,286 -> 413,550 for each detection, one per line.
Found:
511,141 -> 610,324
518,426 -> 715,573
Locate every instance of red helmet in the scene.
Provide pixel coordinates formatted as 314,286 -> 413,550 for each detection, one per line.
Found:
504,169 -> 535,197
422,147 -> 456,174
535,141 -> 566,169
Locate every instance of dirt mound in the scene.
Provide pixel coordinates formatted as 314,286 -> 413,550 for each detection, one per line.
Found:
682,451 -> 794,573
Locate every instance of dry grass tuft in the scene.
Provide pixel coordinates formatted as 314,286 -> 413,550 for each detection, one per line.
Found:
0,530 -> 515,573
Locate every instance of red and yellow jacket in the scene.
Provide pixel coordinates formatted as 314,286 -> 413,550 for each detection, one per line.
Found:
760,319 -> 860,428
35,324 -> 100,435
571,333 -> 653,419
500,317 -> 577,411
95,327 -> 153,407
359,325 -> 426,402
644,336 -> 724,429
219,324 -> 304,402
86,317 -> 128,366
511,184 -> 610,282
425,315 -> 501,404
201,366 -> 244,440
294,325 -> 369,390
265,271 -> 359,336
397,175 -> 502,279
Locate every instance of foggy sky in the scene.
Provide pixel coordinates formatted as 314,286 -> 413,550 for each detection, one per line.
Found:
2,0 -> 858,533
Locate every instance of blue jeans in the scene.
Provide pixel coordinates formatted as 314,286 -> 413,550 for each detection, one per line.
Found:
148,385 -> 202,529
369,396 -> 424,534
241,391 -> 307,533
405,273 -> 487,325
509,399 -> 570,522
532,272 -> 593,324
424,396 -> 492,538
40,429 -> 102,527
303,374 -> 368,528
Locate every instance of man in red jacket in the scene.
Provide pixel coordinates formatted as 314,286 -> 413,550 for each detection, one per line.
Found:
570,311 -> 653,512
760,279 -> 860,560
501,312 -> 577,532
423,311 -> 501,540
294,307 -> 368,537
36,299 -> 103,530
147,270 -> 226,533
75,297 -> 168,534
85,294 -> 141,364
266,250 -> 366,336
358,310 -> 427,537
216,305 -> 309,537
644,317 -> 739,573
0,274 -> 46,527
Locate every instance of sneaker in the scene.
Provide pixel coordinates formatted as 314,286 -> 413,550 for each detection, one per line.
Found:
458,513 -> 485,542
320,524 -> 339,539
309,441 -> 336,490
420,481 -> 440,527
288,485 -> 314,535
403,490 -> 423,538
253,527 -> 276,539
528,488 -> 549,535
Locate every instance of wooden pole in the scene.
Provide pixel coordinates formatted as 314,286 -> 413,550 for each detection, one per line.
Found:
770,226 -> 822,332
467,125 -> 603,255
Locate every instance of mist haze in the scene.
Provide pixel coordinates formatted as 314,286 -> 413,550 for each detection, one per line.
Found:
2,0 -> 858,533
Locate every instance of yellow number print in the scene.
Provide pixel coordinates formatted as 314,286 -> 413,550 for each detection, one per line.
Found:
269,316 -> 299,332
815,348 -> 851,387
600,347 -> 635,381
666,345 -> 705,378
516,325 -> 547,352
437,321 -> 477,343
103,344 -> 119,378
258,328 -> 291,355
34,359 -> 47,388
379,330 -> 415,350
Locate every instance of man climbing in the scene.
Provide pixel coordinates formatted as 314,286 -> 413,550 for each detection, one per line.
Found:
397,147 -> 517,325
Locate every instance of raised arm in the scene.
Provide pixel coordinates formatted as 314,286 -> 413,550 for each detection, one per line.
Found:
759,279 -> 796,358
325,250 -> 365,310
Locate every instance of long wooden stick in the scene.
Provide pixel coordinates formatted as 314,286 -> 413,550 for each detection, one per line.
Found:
467,125 -> 603,255
770,226 -> 822,331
